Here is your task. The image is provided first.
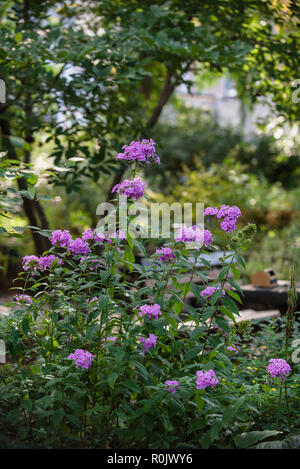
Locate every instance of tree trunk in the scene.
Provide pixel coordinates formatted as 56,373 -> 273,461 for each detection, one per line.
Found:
0,117 -> 51,255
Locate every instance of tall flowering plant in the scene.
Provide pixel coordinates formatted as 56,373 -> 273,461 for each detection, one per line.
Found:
0,138 -> 296,450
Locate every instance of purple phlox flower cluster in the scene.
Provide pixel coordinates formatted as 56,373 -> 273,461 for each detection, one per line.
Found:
81,228 -> 94,241
86,296 -> 98,305
267,358 -> 291,380
68,349 -> 94,369
204,205 -> 241,232
139,333 -> 157,350
226,344 -> 240,354
67,238 -> 91,256
22,254 -> 62,271
201,286 -> 225,299
175,226 -> 213,248
155,246 -> 175,262
116,139 -> 160,164
138,303 -> 162,320
165,380 -> 179,394
14,294 -> 32,304
111,230 -> 127,240
50,229 -> 73,247
81,229 -> 113,245
112,177 -> 147,201
196,369 -> 219,390
203,229 -> 213,247
22,255 -> 39,271
38,255 -> 62,271
203,207 -> 219,216
94,231 -> 106,243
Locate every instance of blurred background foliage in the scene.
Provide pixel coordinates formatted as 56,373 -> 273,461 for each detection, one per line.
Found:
0,0 -> 299,287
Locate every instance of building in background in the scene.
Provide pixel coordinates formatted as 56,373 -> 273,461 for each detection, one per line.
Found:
176,75 -> 271,136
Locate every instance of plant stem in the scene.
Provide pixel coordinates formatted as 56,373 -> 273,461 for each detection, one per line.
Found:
276,382 -> 283,430
284,380 -> 290,427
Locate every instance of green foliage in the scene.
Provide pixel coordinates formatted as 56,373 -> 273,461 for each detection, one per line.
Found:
151,101 -> 300,191
1,0 -> 299,191
0,189 -> 299,448
0,153 -> 41,238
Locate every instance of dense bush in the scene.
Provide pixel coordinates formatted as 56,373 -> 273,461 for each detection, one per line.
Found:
0,141 -> 299,449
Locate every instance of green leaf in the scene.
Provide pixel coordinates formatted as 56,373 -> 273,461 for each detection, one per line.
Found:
195,394 -> 205,413
108,372 -> 119,390
218,265 -> 230,281
236,255 -> 246,270
131,361 -> 149,381
190,283 -> 203,299
225,289 -> 242,304
22,317 -> 30,335
19,190 -> 34,200
219,305 -> 236,322
210,420 -> 222,444
53,410 -> 65,426
227,278 -> 244,296
215,316 -> 231,333
231,265 -> 240,281
223,297 -> 239,316
222,396 -> 245,426
15,32 -> 22,42
86,323 -> 98,340
234,430 -> 281,449
26,174 -> 38,185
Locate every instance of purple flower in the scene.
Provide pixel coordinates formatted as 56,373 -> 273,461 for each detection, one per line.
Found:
155,246 -> 175,262
81,228 -> 94,241
86,296 -> 98,305
94,231 -> 106,243
175,225 -> 213,248
204,205 -> 241,232
116,139 -> 159,164
140,333 -> 157,350
196,369 -> 219,390
218,205 -> 241,232
22,255 -> 39,271
226,344 -> 240,354
50,229 -> 72,247
165,380 -> 179,394
201,286 -> 225,299
22,254 -> 62,271
138,304 -> 162,320
80,229 -> 112,245
14,294 -> 32,304
112,177 -> 147,201
267,358 -> 291,380
111,230 -> 127,240
67,238 -> 91,256
38,255 -> 62,271
203,229 -> 213,247
68,349 -> 94,369
175,225 -> 202,243
204,207 -> 219,216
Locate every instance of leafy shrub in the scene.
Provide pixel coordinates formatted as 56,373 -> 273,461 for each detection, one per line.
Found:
0,141 -> 298,449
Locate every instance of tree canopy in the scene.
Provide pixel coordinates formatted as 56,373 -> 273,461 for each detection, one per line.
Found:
0,0 -> 299,252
